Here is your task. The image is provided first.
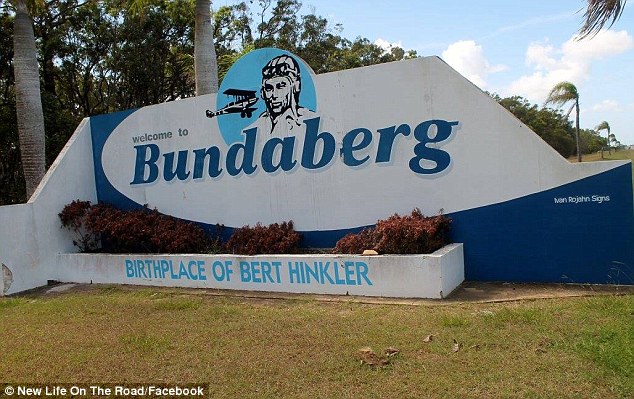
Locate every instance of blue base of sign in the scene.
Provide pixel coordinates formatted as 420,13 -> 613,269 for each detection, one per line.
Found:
298,165 -> 634,285
450,164 -> 633,285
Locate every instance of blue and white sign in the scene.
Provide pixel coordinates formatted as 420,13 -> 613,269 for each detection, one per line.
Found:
90,49 -> 634,285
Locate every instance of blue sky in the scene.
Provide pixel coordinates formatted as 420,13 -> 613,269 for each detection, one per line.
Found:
220,0 -> 634,145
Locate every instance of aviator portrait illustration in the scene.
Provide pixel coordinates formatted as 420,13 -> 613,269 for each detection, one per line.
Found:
207,49 -> 317,143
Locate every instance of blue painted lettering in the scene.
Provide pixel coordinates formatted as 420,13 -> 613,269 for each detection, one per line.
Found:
409,120 -> 458,174
376,124 -> 411,163
356,262 -> 372,285
136,260 -> 148,278
261,137 -> 297,173
319,262 -> 335,285
304,262 -> 319,283
161,260 -> 171,278
239,261 -> 251,282
251,261 -> 262,283
130,117 -> 458,186
153,260 -> 162,278
272,261 -> 282,283
341,128 -> 372,166
288,261 -> 301,284
333,261 -> 346,285
131,144 -> 160,184
163,150 -> 191,181
227,128 -> 258,176
301,117 -> 336,169
260,261 -> 275,283
125,260 -> 134,277
197,260 -> 207,280
193,147 -> 222,179
212,260 -> 226,281
344,261 -> 356,285
170,261 -> 179,279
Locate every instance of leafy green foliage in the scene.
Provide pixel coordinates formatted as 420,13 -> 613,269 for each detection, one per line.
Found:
492,94 -> 608,158
544,81 -> 579,108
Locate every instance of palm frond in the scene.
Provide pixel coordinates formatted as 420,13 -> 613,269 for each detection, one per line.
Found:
578,0 -> 627,39
595,120 -> 611,133
544,81 -> 579,108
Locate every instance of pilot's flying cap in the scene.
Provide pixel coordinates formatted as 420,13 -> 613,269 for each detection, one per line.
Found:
262,55 -> 301,82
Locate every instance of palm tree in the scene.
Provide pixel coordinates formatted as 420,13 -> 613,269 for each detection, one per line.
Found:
545,82 -> 582,162
11,0 -> 46,198
579,0 -> 627,39
127,0 -> 218,95
595,120 -> 610,158
194,0 -> 218,95
609,134 -> 619,151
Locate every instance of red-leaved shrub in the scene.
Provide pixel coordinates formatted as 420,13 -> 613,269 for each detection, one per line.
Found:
330,228 -> 376,255
333,209 -> 451,254
225,221 -> 302,255
60,201 -> 218,253
58,200 -> 100,252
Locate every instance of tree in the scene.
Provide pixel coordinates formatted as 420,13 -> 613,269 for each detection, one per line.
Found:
194,0 -> 217,95
126,0 -> 218,95
595,120 -> 610,157
579,0 -> 627,39
494,94 -> 576,158
545,82 -> 582,162
10,0 -> 46,198
609,133 -> 619,151
579,129 -> 606,154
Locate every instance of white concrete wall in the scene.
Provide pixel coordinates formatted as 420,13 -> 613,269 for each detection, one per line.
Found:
0,204 -> 36,294
0,119 -> 96,295
439,243 -> 465,298
55,244 -> 464,299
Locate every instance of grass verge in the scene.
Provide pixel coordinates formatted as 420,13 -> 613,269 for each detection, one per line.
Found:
1,287 -> 632,399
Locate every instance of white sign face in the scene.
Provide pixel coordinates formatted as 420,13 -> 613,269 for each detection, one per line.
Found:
96,49 -> 463,233
91,48 -> 634,284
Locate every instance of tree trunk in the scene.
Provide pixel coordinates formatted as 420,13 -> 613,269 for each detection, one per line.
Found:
194,0 -> 218,95
575,100 -> 582,162
13,0 -> 46,198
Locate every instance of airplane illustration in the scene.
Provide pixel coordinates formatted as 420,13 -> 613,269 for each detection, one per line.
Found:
206,88 -> 259,119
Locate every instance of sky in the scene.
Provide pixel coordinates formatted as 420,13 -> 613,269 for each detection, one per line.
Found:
218,0 -> 634,145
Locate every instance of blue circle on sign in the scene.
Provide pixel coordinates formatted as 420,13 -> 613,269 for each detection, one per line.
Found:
214,48 -> 317,145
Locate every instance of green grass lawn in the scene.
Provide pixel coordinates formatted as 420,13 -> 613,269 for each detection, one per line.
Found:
1,286 -> 633,398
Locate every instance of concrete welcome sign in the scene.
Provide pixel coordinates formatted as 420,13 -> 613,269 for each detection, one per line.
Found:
92,48 -> 461,243
0,48 -> 632,296
89,48 -> 633,284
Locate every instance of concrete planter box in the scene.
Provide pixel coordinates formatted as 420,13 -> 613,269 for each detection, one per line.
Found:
56,243 -> 464,299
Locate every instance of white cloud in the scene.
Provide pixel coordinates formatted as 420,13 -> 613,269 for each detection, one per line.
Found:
374,38 -> 403,52
507,30 -> 634,103
441,40 -> 507,88
590,99 -> 621,112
